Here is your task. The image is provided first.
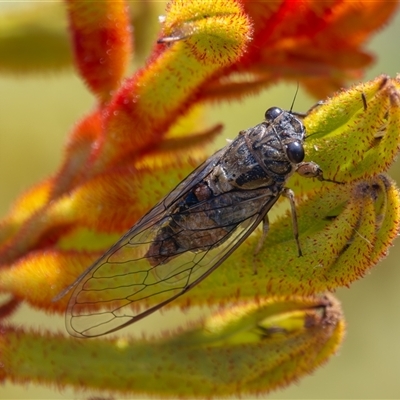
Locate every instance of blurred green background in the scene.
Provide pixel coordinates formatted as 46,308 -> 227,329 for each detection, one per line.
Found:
1,2 -> 400,399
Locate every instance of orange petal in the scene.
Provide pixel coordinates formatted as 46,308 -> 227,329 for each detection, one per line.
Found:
66,0 -> 132,102
200,0 -> 399,100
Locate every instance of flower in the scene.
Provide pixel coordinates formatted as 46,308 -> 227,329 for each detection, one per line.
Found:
0,0 -> 399,397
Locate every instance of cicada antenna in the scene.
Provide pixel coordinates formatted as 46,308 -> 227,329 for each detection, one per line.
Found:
289,82 -> 300,113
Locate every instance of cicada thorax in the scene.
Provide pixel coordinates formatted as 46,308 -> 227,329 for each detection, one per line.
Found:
243,108 -> 306,183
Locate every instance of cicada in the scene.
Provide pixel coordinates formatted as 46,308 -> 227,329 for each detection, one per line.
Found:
56,106 -> 328,338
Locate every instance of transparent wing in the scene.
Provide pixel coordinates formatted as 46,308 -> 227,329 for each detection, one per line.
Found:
61,151 -> 281,337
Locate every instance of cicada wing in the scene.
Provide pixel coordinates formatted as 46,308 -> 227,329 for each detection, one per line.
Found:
65,188 -> 279,338
61,148 -> 280,338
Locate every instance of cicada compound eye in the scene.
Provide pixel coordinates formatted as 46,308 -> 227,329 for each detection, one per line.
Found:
264,107 -> 283,122
286,141 -> 305,163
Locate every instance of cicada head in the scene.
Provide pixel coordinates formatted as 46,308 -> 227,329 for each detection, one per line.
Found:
264,106 -> 306,164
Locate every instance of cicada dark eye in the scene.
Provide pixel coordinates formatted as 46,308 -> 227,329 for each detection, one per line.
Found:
264,107 -> 283,122
286,141 -> 305,163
